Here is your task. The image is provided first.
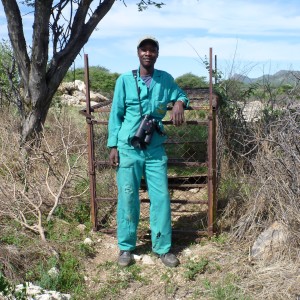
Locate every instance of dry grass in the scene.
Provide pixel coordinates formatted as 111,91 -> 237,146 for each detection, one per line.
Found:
0,98 -> 299,299
219,109 -> 299,243
0,107 -> 89,279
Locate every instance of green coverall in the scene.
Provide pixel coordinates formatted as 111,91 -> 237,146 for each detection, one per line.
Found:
107,68 -> 189,254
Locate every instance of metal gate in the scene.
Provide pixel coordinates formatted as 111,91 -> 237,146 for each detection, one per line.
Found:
80,48 -> 218,237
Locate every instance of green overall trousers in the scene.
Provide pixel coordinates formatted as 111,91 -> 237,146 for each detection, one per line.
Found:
117,145 -> 171,255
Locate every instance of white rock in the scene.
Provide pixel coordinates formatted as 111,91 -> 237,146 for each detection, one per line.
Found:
182,248 -> 192,257
76,224 -> 87,232
133,254 -> 142,261
14,282 -> 71,300
83,237 -> 93,245
74,80 -> 86,93
104,242 -> 117,249
250,221 -> 288,260
141,255 -> 155,265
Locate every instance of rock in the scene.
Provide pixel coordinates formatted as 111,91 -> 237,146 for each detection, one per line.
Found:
182,248 -> 192,257
76,224 -> 87,232
234,101 -> 264,122
189,188 -> 199,193
74,80 -> 86,93
242,101 -> 264,122
58,82 -> 77,94
61,94 -> 80,106
83,237 -> 93,246
133,254 -> 142,261
250,221 -> 288,260
141,255 -> 155,265
90,91 -> 109,102
14,282 -> 71,300
72,90 -> 86,102
58,80 -> 109,107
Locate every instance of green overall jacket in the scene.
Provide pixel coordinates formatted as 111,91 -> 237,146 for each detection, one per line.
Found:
107,68 -> 189,149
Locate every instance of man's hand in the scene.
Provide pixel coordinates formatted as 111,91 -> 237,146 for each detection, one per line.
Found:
109,147 -> 119,166
170,101 -> 185,126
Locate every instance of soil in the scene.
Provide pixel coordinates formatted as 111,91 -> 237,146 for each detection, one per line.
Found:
81,230 -> 300,300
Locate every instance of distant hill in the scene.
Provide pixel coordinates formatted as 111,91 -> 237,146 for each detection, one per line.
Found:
231,70 -> 300,85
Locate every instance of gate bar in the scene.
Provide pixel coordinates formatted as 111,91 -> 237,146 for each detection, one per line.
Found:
84,54 -> 97,231
207,47 -> 215,236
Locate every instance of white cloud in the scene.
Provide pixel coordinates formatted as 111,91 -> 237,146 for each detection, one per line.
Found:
1,0 -> 300,78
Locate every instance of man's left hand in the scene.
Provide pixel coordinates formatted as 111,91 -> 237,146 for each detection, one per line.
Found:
170,101 -> 185,126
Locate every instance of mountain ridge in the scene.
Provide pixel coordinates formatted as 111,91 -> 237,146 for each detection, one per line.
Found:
231,70 -> 300,85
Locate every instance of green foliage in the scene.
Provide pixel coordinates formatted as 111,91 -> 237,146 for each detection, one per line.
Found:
160,269 -> 178,296
184,258 -> 209,280
218,176 -> 242,202
52,206 -> 68,220
0,40 -> 19,105
210,233 -> 229,245
261,106 -> 285,123
45,219 -> 82,242
137,1 -> 165,11
64,66 -> 119,95
77,242 -> 96,257
203,274 -> 250,300
47,199 -> 90,228
20,1 -> 34,7
0,222 -> 28,247
74,179 -> 89,195
73,200 -> 91,225
0,272 -> 27,300
93,262 -> 148,299
0,233 -> 26,247
176,72 -> 208,89
36,252 -> 84,294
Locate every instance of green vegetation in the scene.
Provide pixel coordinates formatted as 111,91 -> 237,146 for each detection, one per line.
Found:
88,262 -> 148,300
160,269 -> 178,297
31,252 -> 84,294
0,272 -> 27,300
176,72 -> 208,89
0,40 -> 19,108
184,257 -> 210,280
203,274 -> 251,300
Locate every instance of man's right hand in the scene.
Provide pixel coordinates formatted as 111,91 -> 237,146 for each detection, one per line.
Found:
109,147 -> 119,166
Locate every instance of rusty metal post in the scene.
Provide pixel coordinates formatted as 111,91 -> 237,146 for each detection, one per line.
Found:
207,47 -> 214,236
214,54 -> 218,84
212,85 -> 217,234
84,54 -> 97,231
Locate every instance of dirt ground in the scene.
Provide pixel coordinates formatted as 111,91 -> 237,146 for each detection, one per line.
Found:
81,230 -> 300,300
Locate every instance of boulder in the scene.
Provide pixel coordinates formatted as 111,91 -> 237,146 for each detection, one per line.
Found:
58,80 -> 109,107
250,221 -> 288,261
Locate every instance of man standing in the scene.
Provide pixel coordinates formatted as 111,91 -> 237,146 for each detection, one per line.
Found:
107,36 -> 189,267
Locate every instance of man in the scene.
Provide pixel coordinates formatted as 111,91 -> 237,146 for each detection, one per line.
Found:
107,36 -> 189,268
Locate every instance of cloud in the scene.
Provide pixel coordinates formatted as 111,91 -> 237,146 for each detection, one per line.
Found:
1,0 -> 300,78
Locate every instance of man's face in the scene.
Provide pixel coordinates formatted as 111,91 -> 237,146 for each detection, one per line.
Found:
137,41 -> 159,69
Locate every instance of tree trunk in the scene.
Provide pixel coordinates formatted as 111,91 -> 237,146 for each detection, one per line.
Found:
1,0 -> 115,144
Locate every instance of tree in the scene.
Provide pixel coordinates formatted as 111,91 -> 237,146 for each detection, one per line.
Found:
1,0 -> 165,145
175,72 -> 208,89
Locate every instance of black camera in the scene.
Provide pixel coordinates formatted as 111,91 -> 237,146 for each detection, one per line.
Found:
131,115 -> 158,149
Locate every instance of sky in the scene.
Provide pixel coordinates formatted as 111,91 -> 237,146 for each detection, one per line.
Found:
1,0 -> 300,80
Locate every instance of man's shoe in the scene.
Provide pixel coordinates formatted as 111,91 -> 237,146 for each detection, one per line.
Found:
118,251 -> 133,267
159,253 -> 180,268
